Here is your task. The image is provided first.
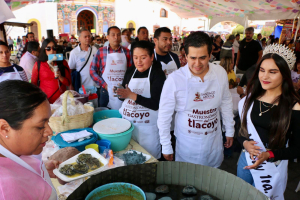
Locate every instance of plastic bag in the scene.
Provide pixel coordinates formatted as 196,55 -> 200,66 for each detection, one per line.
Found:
42,140 -> 60,163
51,90 -> 88,117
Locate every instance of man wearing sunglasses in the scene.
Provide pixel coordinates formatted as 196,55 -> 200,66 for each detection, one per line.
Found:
94,36 -> 103,49
16,32 -> 35,61
68,28 -> 98,90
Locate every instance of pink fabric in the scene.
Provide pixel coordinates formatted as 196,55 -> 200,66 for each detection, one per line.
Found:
0,156 -> 52,200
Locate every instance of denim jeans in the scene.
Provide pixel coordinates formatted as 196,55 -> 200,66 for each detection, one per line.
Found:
237,151 -> 255,186
97,87 -> 109,107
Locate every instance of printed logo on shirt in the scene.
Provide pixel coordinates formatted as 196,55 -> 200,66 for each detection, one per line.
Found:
116,60 -> 125,65
111,60 -> 117,65
80,58 -> 85,62
193,91 -> 215,102
194,92 -> 203,102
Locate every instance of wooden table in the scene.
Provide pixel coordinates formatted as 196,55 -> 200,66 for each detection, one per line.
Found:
51,139 -> 158,198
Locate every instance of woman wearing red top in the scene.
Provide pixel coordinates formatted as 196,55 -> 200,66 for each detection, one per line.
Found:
32,38 -> 71,103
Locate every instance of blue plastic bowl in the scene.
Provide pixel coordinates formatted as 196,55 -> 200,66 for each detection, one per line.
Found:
52,128 -> 99,152
85,182 -> 146,200
93,110 -> 122,123
96,123 -> 134,152
96,139 -> 111,153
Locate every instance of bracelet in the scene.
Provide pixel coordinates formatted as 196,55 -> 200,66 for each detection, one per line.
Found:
267,150 -> 274,159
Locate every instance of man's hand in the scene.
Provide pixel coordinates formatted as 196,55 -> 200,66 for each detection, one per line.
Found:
163,154 -> 174,161
224,137 -> 233,148
104,84 -> 108,90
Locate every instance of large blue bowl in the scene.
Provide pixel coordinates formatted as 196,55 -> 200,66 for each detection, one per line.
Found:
85,182 -> 146,200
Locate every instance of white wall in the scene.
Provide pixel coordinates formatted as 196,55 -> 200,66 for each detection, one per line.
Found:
7,3 -> 58,40
115,0 -> 181,35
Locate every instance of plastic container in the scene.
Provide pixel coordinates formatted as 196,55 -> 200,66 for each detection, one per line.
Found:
79,86 -> 97,95
52,128 -> 98,151
85,182 -> 146,200
85,144 -> 99,153
97,123 -> 134,152
94,107 -> 109,113
93,110 -> 122,123
96,139 -> 111,153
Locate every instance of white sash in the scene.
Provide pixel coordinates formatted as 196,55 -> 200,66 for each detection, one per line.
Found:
238,98 -> 288,200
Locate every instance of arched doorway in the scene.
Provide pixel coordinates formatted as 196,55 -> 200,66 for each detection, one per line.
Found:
77,10 -> 94,31
30,21 -> 39,40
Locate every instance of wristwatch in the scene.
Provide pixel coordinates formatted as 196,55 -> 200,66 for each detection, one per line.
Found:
267,150 -> 275,162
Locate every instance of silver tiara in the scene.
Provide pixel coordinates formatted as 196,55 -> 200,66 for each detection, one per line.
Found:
263,44 -> 296,70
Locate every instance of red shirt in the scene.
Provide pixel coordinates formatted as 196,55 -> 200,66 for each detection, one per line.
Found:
32,60 -> 71,103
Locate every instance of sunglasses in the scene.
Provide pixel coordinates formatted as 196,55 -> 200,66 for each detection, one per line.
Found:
97,39 -> 101,41
45,46 -> 57,51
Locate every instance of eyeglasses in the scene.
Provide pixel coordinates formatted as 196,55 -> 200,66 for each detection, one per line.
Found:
97,39 -> 101,41
45,46 -> 57,51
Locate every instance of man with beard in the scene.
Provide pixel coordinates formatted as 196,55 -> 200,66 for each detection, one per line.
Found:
153,27 -> 180,78
236,27 -> 262,74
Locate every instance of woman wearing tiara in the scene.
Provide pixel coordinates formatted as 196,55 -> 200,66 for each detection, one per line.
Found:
237,44 -> 300,199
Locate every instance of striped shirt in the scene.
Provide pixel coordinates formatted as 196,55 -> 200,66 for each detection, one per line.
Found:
0,64 -> 28,82
90,45 -> 132,88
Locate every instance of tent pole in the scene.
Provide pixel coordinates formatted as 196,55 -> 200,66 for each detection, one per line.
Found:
294,11 -> 300,42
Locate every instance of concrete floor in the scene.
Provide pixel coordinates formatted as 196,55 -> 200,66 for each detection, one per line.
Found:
219,151 -> 300,200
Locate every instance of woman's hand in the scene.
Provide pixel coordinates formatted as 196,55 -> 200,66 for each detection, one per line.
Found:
244,151 -> 270,170
55,69 -> 61,79
163,154 -> 174,161
243,140 -> 262,160
45,160 -> 61,178
116,84 -> 137,101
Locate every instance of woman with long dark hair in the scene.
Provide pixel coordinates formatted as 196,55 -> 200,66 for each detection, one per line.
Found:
212,35 -> 222,61
237,44 -> 300,199
0,80 -> 59,199
31,38 -> 71,103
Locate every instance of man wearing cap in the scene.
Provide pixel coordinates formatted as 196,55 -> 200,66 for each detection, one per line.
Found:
220,35 -> 235,63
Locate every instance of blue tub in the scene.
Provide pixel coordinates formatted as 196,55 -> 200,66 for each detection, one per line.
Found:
52,128 -> 98,152
85,182 -> 146,200
93,110 -> 122,123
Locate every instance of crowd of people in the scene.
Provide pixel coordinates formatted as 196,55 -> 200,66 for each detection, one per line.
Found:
0,24 -> 300,199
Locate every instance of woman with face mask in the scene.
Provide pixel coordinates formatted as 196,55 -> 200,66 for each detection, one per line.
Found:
237,44 -> 300,199
116,41 -> 166,159
0,80 -> 60,199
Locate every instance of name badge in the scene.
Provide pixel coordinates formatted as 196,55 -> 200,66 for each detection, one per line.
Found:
80,58 -> 85,62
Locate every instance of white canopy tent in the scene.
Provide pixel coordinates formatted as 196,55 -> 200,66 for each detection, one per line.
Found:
153,0 -> 300,29
0,0 -> 15,24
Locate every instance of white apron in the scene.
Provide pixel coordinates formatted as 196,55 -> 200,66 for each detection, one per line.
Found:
0,67 -> 22,82
238,99 -> 288,200
119,67 -> 161,159
175,69 -> 223,168
154,50 -> 177,78
0,144 -> 57,200
103,46 -> 127,110
154,50 -> 177,131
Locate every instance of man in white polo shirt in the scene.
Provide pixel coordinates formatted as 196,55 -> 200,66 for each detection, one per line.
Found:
68,29 -> 98,89
158,31 -> 235,168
